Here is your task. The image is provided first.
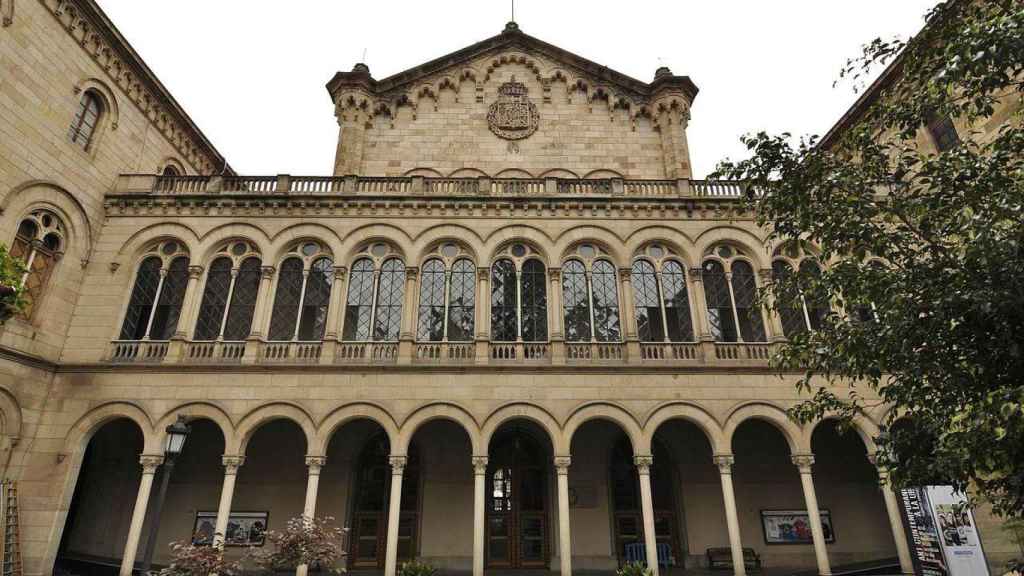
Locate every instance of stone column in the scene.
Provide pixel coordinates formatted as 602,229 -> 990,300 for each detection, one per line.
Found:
119,455 -> 163,576
297,456 -> 327,576
548,267 -> 563,339
397,268 -> 418,364
869,455 -> 914,574
325,267 -> 348,340
472,456 -> 488,576
619,267 -> 641,361
383,455 -> 407,576
688,267 -> 716,360
174,265 -> 205,339
635,455 -> 659,576
214,455 -> 245,547
758,268 -> 785,342
714,455 -> 746,576
555,456 -> 572,576
250,265 -> 276,338
792,454 -> 831,575
475,268 -> 491,364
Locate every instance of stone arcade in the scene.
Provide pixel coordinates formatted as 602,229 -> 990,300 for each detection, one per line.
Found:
0,2 -> 1018,576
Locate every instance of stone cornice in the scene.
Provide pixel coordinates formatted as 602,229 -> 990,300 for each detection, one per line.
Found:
43,0 -> 231,174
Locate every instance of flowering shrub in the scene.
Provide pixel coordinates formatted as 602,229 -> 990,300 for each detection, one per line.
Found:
252,516 -> 347,574
398,559 -> 437,576
155,540 -> 244,576
616,561 -> 652,576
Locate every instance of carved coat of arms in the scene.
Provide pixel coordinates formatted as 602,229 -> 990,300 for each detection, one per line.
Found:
487,78 -> 539,140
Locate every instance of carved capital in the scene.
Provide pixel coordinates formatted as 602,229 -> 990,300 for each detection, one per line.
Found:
618,267 -> 632,282
477,267 -> 490,282
547,267 -> 561,281
791,454 -> 815,472
188,265 -> 204,279
757,268 -> 772,282
261,265 -> 276,279
633,455 -> 654,473
389,455 -> 408,473
333,266 -> 348,281
405,267 -> 419,280
139,454 -> 165,474
554,456 -> 571,473
472,456 -> 489,475
306,455 -> 327,474
688,267 -> 703,281
713,454 -> 735,474
222,454 -> 246,473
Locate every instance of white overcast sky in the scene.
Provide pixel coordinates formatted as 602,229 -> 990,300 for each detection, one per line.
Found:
97,1 -> 937,177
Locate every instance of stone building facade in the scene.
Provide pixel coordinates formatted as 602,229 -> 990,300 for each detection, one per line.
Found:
0,2 -> 1017,576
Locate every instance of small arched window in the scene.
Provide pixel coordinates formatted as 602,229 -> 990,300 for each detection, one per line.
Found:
630,244 -> 694,343
69,91 -> 103,150
119,240 -> 190,340
268,241 -> 334,341
561,244 -> 621,342
341,243 -> 406,342
772,243 -> 830,338
702,245 -> 766,343
10,210 -> 65,318
194,241 -> 262,341
416,243 -> 475,342
161,164 -> 181,177
490,243 -> 547,342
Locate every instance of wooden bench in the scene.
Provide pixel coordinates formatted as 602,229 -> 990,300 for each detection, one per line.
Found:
706,547 -> 762,571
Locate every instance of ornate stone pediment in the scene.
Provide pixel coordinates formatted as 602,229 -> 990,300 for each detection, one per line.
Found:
487,78 -> 539,140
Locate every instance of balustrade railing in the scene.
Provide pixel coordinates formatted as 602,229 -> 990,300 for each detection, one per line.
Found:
185,340 -> 247,363
108,340 -> 170,363
713,342 -> 772,361
639,342 -> 701,361
414,342 -> 476,363
624,180 -> 677,197
335,342 -> 400,364
691,179 -> 746,198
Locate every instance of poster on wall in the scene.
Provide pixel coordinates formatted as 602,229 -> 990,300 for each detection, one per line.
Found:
898,487 -> 949,576
925,486 -> 991,576
192,511 -> 268,547
760,509 -> 835,544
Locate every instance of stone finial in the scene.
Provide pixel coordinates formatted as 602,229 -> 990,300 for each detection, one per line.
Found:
352,63 -> 370,75
654,66 -> 673,80
503,21 -> 520,33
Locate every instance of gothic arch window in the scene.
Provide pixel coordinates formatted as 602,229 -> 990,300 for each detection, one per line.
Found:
630,244 -> 694,343
490,243 -> 547,343
268,241 -> 334,341
341,243 -> 406,342
161,164 -> 181,177
561,244 -> 621,342
10,210 -> 66,319
69,90 -> 103,150
416,243 -> 475,342
194,241 -> 262,341
701,244 -> 766,343
771,242 -> 830,338
119,240 -> 190,341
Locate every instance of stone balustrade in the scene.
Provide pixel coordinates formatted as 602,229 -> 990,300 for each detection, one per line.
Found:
114,174 -> 751,199
104,338 -> 776,367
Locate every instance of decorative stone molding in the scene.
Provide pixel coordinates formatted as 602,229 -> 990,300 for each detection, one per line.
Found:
791,454 -> 815,473
713,454 -> 735,474
305,455 -> 327,474
633,455 -> 653,473
187,265 -> 204,279
472,456 -> 489,475
333,266 -> 348,281
689,267 -> 703,280
139,454 -> 164,473
488,79 -> 540,141
260,265 -> 276,279
222,454 -> 245,473
389,455 -> 408,473
617,267 -> 632,282
554,456 -> 571,474
477,267 -> 490,282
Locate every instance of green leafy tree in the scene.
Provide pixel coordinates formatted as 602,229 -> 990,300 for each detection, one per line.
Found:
0,243 -> 27,322
714,0 -> 1024,516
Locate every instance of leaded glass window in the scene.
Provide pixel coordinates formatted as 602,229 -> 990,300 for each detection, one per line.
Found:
773,260 -> 806,338
118,240 -> 191,341
373,258 -> 405,342
631,260 -> 664,342
731,261 -> 766,342
447,259 -> 476,342
69,91 -> 102,150
661,261 -> 693,342
702,260 -> 737,342
224,257 -> 262,340
342,258 -> 375,341
771,242 -> 830,338
491,259 -> 518,342
800,260 -> 829,331
194,257 -> 232,341
119,256 -> 163,340
520,259 -> 547,342
149,256 -> 189,340
591,260 -> 621,342
10,210 -> 65,319
417,259 -> 446,342
268,258 -> 304,341
562,260 -> 591,342
297,257 -> 334,340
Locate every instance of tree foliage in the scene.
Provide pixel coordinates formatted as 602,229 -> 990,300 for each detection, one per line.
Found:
714,0 -> 1024,516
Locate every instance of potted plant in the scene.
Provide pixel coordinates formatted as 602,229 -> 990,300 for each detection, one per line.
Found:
0,244 -> 27,323
252,516 -> 347,574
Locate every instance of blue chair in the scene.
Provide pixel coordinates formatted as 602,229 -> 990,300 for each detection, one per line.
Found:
623,543 -> 674,568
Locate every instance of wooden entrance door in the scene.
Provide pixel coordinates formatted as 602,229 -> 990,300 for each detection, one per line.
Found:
350,435 -> 419,569
486,432 -> 548,568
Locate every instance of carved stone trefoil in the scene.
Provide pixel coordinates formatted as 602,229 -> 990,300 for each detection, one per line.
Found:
487,78 -> 539,141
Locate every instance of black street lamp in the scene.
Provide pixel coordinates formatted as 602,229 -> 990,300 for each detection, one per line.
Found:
140,415 -> 191,574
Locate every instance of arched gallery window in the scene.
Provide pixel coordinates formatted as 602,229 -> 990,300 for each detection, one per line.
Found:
69,91 -> 103,150
119,240 -> 190,340
490,243 -> 547,342
630,244 -> 694,342
268,241 -> 334,341
194,241 -> 263,341
701,244 -> 766,343
771,242 -> 830,338
161,164 -> 181,177
10,210 -> 65,318
342,243 -> 406,342
416,243 -> 475,342
561,244 -> 621,342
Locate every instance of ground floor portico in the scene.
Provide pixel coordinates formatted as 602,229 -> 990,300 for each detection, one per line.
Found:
35,371 -> 917,576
